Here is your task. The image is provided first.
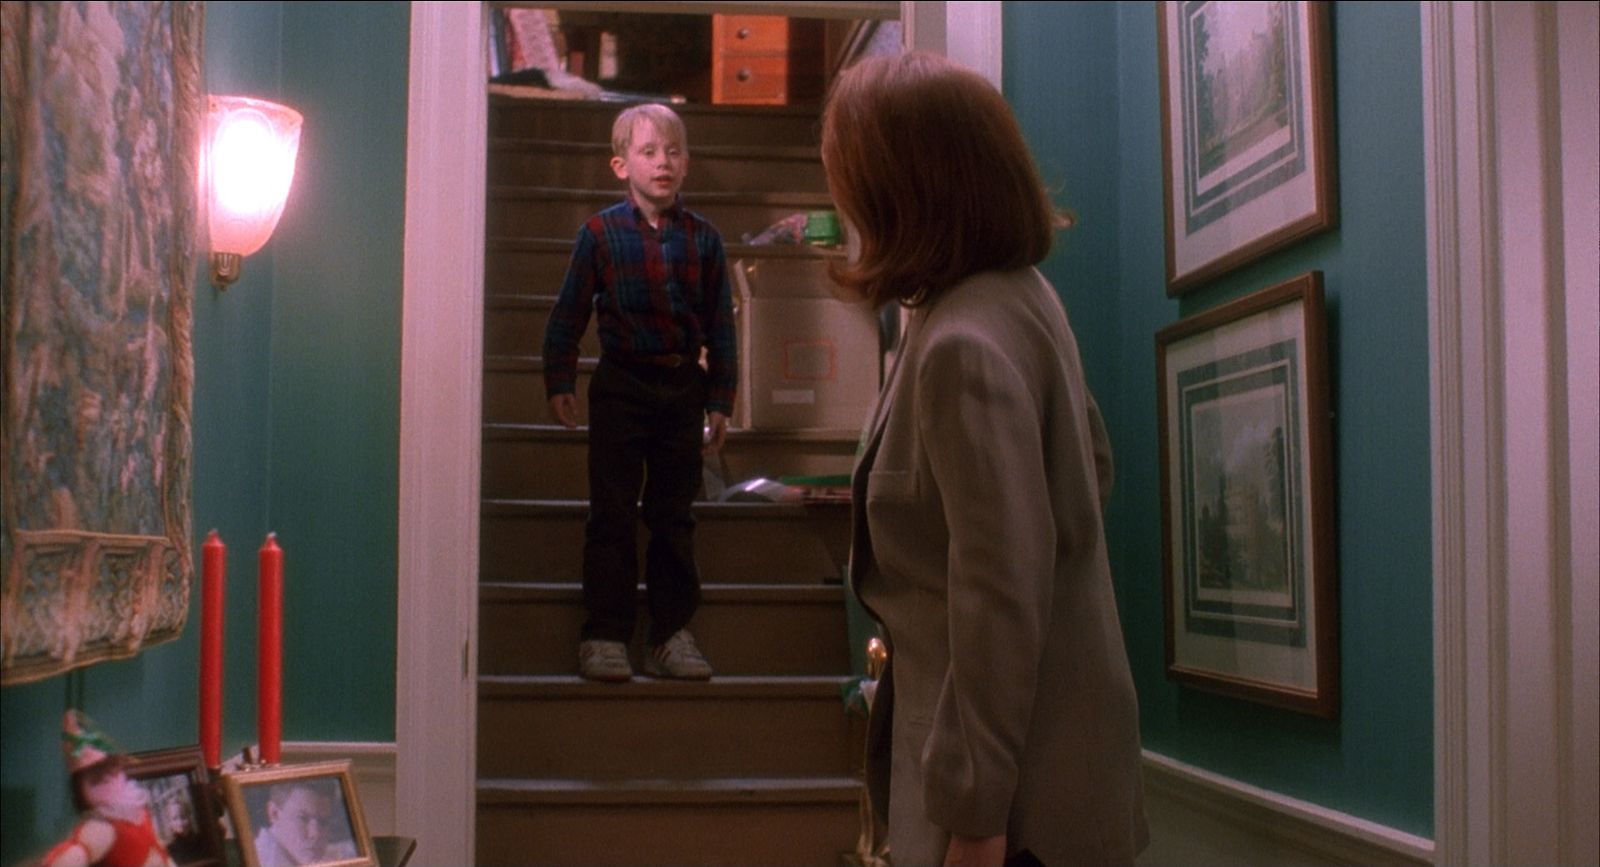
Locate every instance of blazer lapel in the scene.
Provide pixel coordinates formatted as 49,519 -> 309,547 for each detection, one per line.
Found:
848,311 -> 920,843
849,309 -> 920,591
863,309 -> 920,459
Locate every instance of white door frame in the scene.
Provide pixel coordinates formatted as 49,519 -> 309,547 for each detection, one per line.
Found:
396,4 -> 486,864
1423,1 -> 1598,864
904,1 -> 1003,86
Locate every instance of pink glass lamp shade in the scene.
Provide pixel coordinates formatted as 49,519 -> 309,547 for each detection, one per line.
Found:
204,95 -> 303,288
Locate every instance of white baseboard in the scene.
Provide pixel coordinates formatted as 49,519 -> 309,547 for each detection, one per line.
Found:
280,741 -> 398,838
1140,751 -> 1434,867
261,742 -> 1431,864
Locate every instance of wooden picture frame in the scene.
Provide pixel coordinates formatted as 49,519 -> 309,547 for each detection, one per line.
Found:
219,760 -> 376,867
1156,272 -> 1338,717
1158,1 -> 1337,296
127,746 -> 226,867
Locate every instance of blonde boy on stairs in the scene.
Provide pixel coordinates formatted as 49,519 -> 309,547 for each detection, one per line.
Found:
542,103 -> 737,683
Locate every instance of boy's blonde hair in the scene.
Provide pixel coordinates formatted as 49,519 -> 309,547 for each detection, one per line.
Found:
610,104 -> 688,157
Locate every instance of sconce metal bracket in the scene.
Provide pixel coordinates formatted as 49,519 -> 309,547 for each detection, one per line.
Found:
210,252 -> 242,290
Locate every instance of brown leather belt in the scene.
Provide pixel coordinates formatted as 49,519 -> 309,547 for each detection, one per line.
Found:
613,353 -> 691,369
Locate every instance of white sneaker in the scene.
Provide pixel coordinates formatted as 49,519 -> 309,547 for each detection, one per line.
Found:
644,629 -> 713,680
578,640 -> 632,682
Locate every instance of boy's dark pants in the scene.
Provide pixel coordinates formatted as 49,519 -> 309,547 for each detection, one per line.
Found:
581,356 -> 706,647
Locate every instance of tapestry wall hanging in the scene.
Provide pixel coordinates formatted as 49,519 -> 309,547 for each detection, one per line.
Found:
1,0 -> 203,684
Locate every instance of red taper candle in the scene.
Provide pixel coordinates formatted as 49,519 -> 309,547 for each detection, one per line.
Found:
258,532 -> 283,765
200,530 -> 226,769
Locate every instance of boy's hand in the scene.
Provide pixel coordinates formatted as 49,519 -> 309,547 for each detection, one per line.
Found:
703,411 -> 729,455
549,394 -> 579,429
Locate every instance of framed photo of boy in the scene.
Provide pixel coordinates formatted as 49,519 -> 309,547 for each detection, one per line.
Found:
220,760 -> 375,867
1158,1 -> 1337,296
127,746 -> 225,867
1155,271 -> 1338,718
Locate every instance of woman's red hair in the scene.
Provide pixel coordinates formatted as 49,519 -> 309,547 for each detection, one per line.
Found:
821,52 -> 1064,307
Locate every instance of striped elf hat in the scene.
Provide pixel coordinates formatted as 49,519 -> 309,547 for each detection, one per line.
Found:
61,710 -> 120,773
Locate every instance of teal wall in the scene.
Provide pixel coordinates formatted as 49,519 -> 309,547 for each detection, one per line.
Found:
1006,1 -> 1433,837
269,0 -> 408,743
193,0 -> 285,781
0,4 -> 408,862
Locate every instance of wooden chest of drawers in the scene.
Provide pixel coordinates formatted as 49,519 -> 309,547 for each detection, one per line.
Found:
712,14 -> 789,105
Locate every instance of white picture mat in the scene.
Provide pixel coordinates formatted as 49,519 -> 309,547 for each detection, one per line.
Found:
1163,1 -> 1325,284
1163,299 -> 1320,691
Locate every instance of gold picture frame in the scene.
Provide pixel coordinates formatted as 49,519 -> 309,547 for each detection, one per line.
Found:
219,760 -> 376,867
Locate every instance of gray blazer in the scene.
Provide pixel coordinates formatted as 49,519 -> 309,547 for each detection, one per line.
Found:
849,268 -> 1148,866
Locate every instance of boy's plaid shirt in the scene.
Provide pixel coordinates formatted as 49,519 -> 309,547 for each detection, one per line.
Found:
541,194 -> 738,415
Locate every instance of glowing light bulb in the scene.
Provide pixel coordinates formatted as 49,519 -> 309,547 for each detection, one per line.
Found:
205,96 -> 302,258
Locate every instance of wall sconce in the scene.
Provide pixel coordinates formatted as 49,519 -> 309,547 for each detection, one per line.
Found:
204,95 -> 303,289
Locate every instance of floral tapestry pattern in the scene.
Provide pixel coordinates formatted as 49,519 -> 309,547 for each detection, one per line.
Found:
0,0 -> 202,684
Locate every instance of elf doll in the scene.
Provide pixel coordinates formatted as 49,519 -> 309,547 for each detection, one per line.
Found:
39,710 -> 175,867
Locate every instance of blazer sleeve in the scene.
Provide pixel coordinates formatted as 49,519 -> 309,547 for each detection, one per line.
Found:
1088,391 -> 1114,511
914,325 -> 1057,837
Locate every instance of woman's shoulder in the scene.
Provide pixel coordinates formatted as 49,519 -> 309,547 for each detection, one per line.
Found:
923,268 -> 1065,340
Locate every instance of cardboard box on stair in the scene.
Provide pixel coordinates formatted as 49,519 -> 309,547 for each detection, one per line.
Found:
733,257 -> 880,431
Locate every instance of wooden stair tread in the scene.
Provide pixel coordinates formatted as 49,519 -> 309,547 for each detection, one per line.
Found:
481,582 -> 841,601
483,421 -> 861,444
477,776 -> 861,804
489,92 -> 826,115
487,94 -> 826,128
489,137 -> 822,162
489,185 -> 833,207
480,674 -> 853,698
486,236 -> 845,260
482,498 -> 847,516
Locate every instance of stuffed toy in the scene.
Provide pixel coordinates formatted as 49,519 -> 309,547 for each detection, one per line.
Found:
39,711 -> 176,867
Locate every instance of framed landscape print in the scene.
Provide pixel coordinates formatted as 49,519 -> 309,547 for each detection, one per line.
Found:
1158,1 -> 1337,296
1155,272 -> 1337,717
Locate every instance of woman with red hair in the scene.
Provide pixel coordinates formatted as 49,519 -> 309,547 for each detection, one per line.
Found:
828,52 -> 1148,867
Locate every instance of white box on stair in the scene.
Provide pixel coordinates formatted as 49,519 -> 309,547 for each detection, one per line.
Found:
732,257 -> 880,431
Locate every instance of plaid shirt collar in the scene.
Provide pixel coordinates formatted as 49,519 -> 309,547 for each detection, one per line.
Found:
625,190 -> 685,225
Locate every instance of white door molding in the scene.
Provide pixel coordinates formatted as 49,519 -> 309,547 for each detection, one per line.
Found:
396,3 -> 486,865
903,1 -> 1002,87
1423,2 -> 1599,863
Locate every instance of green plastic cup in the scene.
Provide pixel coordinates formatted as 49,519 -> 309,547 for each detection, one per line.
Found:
804,210 -> 840,246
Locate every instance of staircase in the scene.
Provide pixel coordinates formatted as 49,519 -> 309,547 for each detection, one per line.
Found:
476,94 -> 869,865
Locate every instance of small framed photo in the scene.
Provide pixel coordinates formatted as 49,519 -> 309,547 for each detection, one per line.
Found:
1155,271 -> 1338,717
1158,1 -> 1338,295
127,746 -> 226,867
219,760 -> 376,867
